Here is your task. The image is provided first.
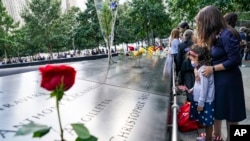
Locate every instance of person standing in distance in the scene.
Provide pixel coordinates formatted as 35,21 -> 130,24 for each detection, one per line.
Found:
178,22 -> 190,33
178,22 -> 191,42
176,29 -> 195,102
223,12 -> 238,28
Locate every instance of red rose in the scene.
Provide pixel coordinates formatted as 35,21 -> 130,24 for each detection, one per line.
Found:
39,64 -> 76,91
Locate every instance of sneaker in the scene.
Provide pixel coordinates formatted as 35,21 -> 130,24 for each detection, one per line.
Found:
197,133 -> 206,141
241,64 -> 246,67
196,136 -> 205,141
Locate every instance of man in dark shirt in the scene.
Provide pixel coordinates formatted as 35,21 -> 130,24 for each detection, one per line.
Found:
176,29 -> 194,101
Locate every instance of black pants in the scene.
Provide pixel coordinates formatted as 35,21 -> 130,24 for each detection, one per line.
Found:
183,71 -> 195,89
181,71 -> 195,101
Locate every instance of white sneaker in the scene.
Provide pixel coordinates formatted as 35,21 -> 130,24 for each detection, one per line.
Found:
196,136 -> 205,141
241,64 -> 246,67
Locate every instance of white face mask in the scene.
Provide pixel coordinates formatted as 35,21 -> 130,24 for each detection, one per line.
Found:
191,61 -> 198,68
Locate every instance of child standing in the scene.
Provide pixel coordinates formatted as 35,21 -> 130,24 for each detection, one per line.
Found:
187,45 -> 215,141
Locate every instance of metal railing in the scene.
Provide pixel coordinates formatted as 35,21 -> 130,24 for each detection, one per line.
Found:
171,61 -> 179,141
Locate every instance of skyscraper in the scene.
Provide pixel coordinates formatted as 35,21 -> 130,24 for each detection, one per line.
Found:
61,0 -> 77,13
2,0 -> 79,27
2,0 -> 27,26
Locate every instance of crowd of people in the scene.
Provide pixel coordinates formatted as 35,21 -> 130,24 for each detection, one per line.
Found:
0,48 -> 116,65
167,5 -> 247,141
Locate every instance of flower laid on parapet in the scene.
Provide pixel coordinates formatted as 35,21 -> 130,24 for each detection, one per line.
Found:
15,64 -> 97,141
94,0 -> 118,64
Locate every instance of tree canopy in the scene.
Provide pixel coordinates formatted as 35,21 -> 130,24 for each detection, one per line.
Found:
0,0 -> 250,59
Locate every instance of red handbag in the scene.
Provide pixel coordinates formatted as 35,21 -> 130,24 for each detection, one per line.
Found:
177,102 -> 198,132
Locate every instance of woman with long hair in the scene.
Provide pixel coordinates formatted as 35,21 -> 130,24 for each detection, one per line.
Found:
195,5 -> 246,141
169,28 -> 180,68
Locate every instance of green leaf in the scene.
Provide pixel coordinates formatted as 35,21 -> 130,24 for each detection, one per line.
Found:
33,127 -> 51,138
15,122 -> 51,137
56,89 -> 64,101
50,86 -> 64,101
50,91 -> 57,98
71,123 -> 90,139
75,135 -> 98,141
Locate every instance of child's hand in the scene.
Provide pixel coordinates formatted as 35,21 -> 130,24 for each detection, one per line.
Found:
177,85 -> 188,91
188,89 -> 192,93
187,88 -> 193,94
197,106 -> 203,112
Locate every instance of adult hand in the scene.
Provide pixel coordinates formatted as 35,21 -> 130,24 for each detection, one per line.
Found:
241,40 -> 247,46
177,85 -> 188,91
201,66 -> 213,77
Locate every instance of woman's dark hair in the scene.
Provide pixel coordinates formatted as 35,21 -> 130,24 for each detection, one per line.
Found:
179,22 -> 190,29
189,44 -> 211,66
195,5 -> 240,47
224,12 -> 238,28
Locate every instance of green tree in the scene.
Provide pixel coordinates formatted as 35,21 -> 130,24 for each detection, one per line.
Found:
114,2 -> 135,47
8,28 -> 27,58
129,0 -> 170,46
53,7 -> 81,54
232,0 -> 250,12
76,0 -> 103,50
167,0 -> 250,28
0,0 -> 19,62
21,0 -> 61,59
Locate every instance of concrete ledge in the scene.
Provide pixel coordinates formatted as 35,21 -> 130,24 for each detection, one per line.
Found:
0,56 -> 170,141
0,53 -> 118,69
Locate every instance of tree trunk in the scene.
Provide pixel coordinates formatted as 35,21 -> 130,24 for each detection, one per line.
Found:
4,47 -> 7,64
72,38 -> 76,55
49,43 -> 53,60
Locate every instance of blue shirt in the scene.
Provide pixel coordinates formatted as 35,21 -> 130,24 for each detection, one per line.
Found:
212,29 -> 241,68
170,38 -> 180,54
